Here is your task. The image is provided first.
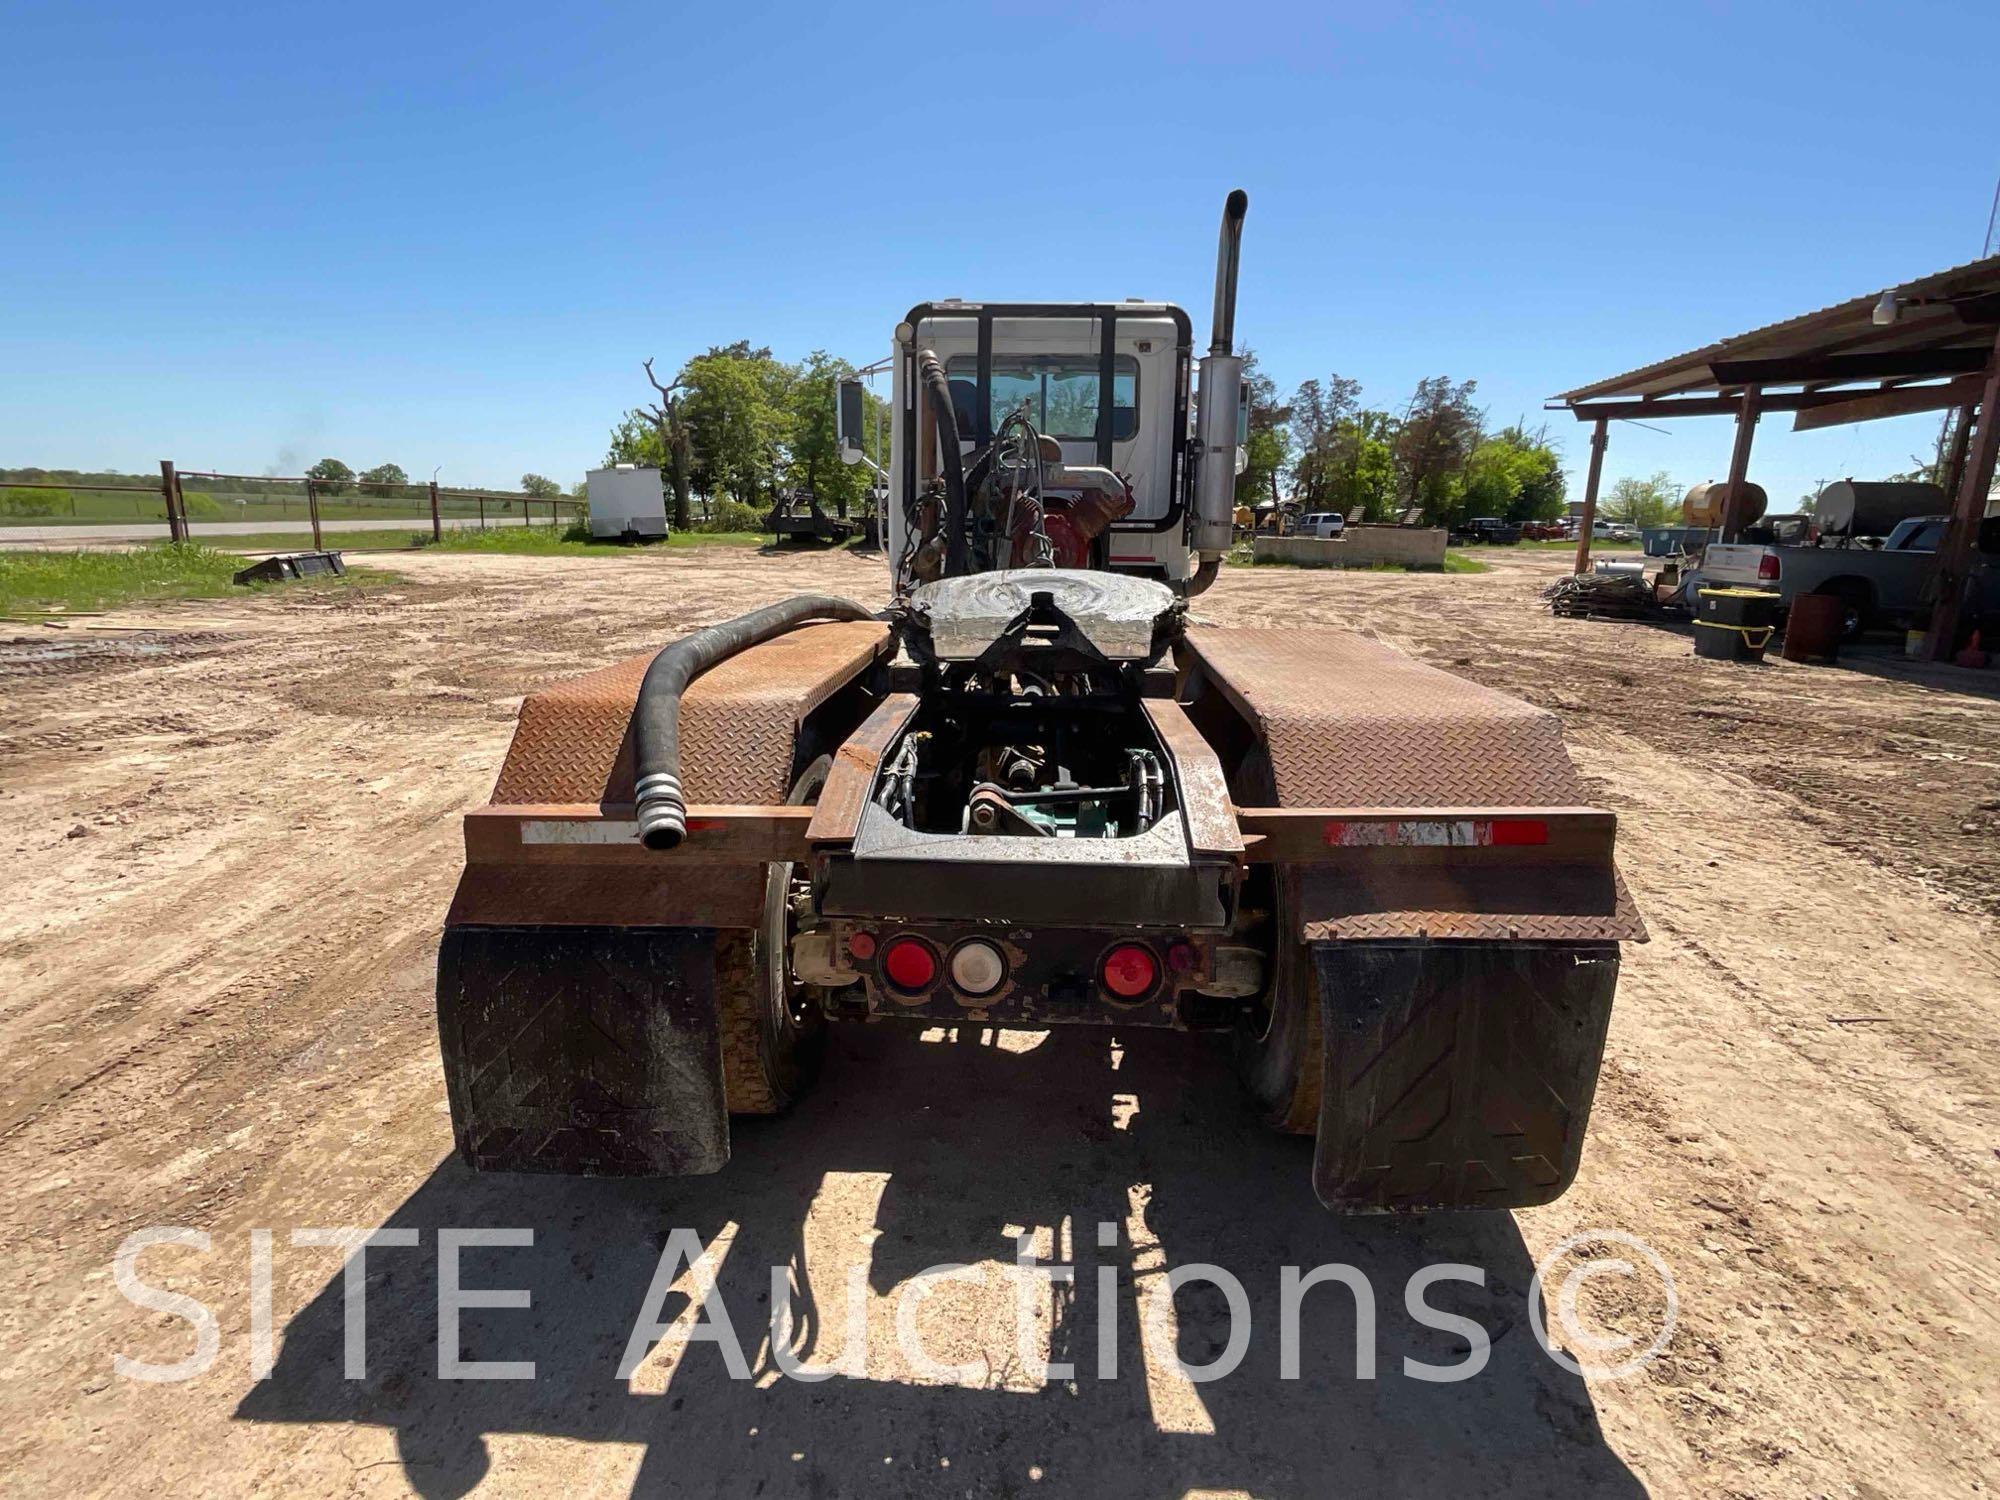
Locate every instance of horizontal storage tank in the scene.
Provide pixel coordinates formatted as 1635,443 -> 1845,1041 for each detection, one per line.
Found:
1811,480 -> 1945,538
1682,480 -> 1767,529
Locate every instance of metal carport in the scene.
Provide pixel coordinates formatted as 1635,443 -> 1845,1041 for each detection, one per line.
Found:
1550,254 -> 2000,660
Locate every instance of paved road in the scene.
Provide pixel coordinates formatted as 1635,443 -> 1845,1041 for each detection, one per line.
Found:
0,516 -> 495,548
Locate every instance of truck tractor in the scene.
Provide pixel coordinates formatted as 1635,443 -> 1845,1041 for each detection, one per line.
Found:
434,192 -> 1644,1212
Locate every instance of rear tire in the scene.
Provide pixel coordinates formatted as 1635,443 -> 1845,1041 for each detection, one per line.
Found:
716,758 -> 830,1114
1816,580 -> 1872,641
1233,868 -> 1322,1135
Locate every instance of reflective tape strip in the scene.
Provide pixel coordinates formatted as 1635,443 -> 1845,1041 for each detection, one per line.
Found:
521,820 -> 641,844
1322,818 -> 1548,848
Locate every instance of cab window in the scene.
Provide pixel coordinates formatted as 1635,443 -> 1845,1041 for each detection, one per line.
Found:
947,355 -> 1139,443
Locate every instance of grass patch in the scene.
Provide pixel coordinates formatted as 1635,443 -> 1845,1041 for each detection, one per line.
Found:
175,525 -> 773,557
0,542 -> 385,618
216,529 -> 424,552
424,525 -> 765,556
0,491 -> 523,526
1442,551 -> 1491,573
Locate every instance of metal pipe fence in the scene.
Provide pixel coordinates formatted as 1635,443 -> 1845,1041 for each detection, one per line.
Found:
1,462 -> 582,549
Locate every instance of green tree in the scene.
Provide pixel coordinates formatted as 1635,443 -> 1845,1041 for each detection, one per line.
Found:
519,473 -> 560,498
1460,426 -> 1566,524
306,458 -> 353,494
1323,412 -> 1400,521
1233,349 -> 1290,510
1603,470 -> 1679,528
1394,377 -> 1483,526
358,462 -> 407,497
679,348 -> 794,508
786,351 -> 890,519
1287,374 -> 1363,510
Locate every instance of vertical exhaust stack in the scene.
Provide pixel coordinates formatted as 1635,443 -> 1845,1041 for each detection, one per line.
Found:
1192,190 -> 1249,566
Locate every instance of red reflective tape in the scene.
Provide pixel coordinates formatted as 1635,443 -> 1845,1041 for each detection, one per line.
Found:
683,818 -> 724,833
1322,817 -> 1548,848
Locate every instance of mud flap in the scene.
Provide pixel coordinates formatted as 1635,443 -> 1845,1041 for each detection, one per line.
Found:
1311,942 -> 1618,1212
435,926 -> 729,1176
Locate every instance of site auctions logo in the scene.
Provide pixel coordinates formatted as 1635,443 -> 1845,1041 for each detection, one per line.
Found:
108,1222 -> 1677,1387
1529,1229 -> 1679,1380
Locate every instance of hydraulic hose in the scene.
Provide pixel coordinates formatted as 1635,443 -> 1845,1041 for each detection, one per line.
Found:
633,595 -> 876,849
917,348 -> 970,575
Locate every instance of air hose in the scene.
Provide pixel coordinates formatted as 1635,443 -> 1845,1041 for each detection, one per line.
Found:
633,595 -> 876,849
917,348 -> 970,575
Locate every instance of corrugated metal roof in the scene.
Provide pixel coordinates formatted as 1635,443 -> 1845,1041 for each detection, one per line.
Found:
1553,252 -> 2000,404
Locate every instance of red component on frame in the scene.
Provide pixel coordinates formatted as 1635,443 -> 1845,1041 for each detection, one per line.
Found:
1101,943 -> 1159,999
1165,940 -> 1199,974
1040,509 -> 1093,568
881,936 -> 938,993
846,930 -> 879,961
1008,481 -> 1136,569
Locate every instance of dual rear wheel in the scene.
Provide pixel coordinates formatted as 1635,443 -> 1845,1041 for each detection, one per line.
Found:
715,759 -> 829,1114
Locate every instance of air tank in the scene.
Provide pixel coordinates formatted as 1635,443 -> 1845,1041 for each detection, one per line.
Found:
1682,479 -> 1767,529
1811,480 -> 1946,538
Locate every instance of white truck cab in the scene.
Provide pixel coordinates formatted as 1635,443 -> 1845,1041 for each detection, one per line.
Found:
885,303 -> 1194,580
839,193 -> 1251,597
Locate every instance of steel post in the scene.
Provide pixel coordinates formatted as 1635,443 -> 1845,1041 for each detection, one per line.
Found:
305,478 -> 323,551
1572,419 -> 1608,574
160,460 -> 182,543
1719,387 -> 1761,542
1941,403 -> 1976,500
1925,330 -> 2000,660
429,479 -> 442,543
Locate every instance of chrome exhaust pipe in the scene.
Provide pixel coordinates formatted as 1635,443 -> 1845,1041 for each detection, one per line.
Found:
1193,189 -> 1249,561
1209,188 -> 1248,357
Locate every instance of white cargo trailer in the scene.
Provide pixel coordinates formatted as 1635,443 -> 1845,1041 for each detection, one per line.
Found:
584,465 -> 668,541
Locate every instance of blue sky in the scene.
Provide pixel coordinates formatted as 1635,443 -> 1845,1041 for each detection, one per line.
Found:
4,0 -> 1995,505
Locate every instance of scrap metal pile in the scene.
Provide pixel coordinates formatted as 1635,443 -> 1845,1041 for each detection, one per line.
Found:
1543,569 -> 1662,620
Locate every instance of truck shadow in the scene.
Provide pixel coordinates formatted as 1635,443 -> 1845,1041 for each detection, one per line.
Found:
237,1025 -> 1643,1498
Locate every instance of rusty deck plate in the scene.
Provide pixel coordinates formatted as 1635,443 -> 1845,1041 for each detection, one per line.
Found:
490,621 -> 891,807
1182,627 -> 1641,943
1181,627 -> 1585,807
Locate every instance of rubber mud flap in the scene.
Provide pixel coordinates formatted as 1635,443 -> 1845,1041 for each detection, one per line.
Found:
436,926 -> 729,1176
1310,942 -> 1618,1212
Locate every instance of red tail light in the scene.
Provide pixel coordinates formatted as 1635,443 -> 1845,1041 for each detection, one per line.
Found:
881,936 -> 938,993
1101,943 -> 1159,999
1757,554 -> 1780,581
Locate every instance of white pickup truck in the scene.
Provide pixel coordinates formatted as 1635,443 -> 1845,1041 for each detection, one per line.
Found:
1696,515 -> 2000,639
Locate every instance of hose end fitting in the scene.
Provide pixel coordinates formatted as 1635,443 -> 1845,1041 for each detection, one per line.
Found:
634,771 -> 687,851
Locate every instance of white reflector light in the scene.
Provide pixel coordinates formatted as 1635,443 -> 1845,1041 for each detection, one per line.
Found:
949,940 -> 1006,996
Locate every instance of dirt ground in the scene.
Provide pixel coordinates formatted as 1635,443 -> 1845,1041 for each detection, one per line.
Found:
1,545 -> 1994,1498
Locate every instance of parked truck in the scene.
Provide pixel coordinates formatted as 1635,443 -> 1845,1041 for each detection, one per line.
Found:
433,192 -> 1644,1214
1698,514 -> 2000,639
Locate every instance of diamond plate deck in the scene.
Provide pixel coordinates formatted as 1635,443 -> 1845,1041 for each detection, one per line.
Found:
1182,627 -> 1642,943
490,621 -> 891,808
1180,627 -> 1584,807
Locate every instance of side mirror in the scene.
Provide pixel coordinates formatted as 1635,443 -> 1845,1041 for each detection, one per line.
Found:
837,377 -> 866,464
